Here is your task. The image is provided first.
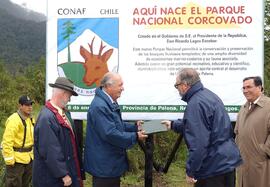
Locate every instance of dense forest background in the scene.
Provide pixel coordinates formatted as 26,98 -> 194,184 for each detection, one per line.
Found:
0,0 -> 46,123
0,0 -> 269,186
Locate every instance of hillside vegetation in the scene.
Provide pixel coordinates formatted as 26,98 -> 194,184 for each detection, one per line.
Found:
0,0 -> 46,72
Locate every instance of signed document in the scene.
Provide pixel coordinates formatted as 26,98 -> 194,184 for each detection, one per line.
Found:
141,120 -> 168,134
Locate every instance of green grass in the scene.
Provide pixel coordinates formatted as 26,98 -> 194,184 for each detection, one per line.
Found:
82,162 -> 193,187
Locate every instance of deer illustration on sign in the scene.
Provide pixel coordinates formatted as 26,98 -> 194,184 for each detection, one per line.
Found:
80,37 -> 113,87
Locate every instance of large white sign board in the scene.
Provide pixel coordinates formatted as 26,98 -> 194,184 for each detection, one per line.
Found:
46,0 -> 264,121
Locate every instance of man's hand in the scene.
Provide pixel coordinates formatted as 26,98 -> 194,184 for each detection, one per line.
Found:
161,120 -> 172,130
137,131 -> 148,141
186,175 -> 197,184
62,175 -> 72,186
136,120 -> 144,131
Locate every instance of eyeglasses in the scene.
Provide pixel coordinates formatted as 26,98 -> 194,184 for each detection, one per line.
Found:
174,83 -> 182,89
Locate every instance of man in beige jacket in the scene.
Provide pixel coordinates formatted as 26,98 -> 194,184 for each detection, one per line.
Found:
235,76 -> 270,187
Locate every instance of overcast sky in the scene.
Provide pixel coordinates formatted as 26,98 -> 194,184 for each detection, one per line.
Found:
10,0 -> 47,15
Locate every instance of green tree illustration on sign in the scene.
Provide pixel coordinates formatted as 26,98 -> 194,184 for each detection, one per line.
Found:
62,21 -> 76,63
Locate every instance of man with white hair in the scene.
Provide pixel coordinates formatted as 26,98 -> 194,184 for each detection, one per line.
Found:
33,77 -> 84,187
84,72 -> 147,187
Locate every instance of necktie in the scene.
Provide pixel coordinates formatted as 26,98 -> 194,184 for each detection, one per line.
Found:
249,102 -> 255,111
113,102 -> 120,111
62,112 -> 73,132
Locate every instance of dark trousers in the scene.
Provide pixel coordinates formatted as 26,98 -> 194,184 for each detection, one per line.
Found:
195,170 -> 235,187
93,176 -> 120,187
5,161 -> 32,187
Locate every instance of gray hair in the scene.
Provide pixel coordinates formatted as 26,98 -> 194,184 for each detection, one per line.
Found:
100,72 -> 118,87
52,87 -> 66,95
177,68 -> 200,86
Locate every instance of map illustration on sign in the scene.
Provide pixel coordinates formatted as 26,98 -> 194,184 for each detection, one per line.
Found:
57,18 -> 119,96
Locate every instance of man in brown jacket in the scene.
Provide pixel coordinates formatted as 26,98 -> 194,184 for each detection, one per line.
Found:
235,76 -> 270,187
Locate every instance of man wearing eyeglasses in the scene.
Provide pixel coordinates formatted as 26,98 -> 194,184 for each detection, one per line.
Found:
235,76 -> 270,187
162,68 -> 242,187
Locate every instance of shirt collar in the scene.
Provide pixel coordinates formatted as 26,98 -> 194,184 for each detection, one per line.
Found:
17,109 -> 32,120
252,95 -> 261,104
50,101 -> 64,115
102,88 -> 114,104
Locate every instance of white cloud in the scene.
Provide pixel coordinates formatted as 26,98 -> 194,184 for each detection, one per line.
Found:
10,0 -> 47,15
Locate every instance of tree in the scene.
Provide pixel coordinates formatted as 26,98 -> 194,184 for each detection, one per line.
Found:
0,61 -> 17,125
24,56 -> 46,104
265,0 -> 270,41
62,21 -> 76,63
264,0 -> 270,96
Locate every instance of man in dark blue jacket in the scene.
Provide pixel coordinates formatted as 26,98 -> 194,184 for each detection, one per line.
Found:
84,72 -> 148,187
33,77 -> 84,187
162,68 -> 242,187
